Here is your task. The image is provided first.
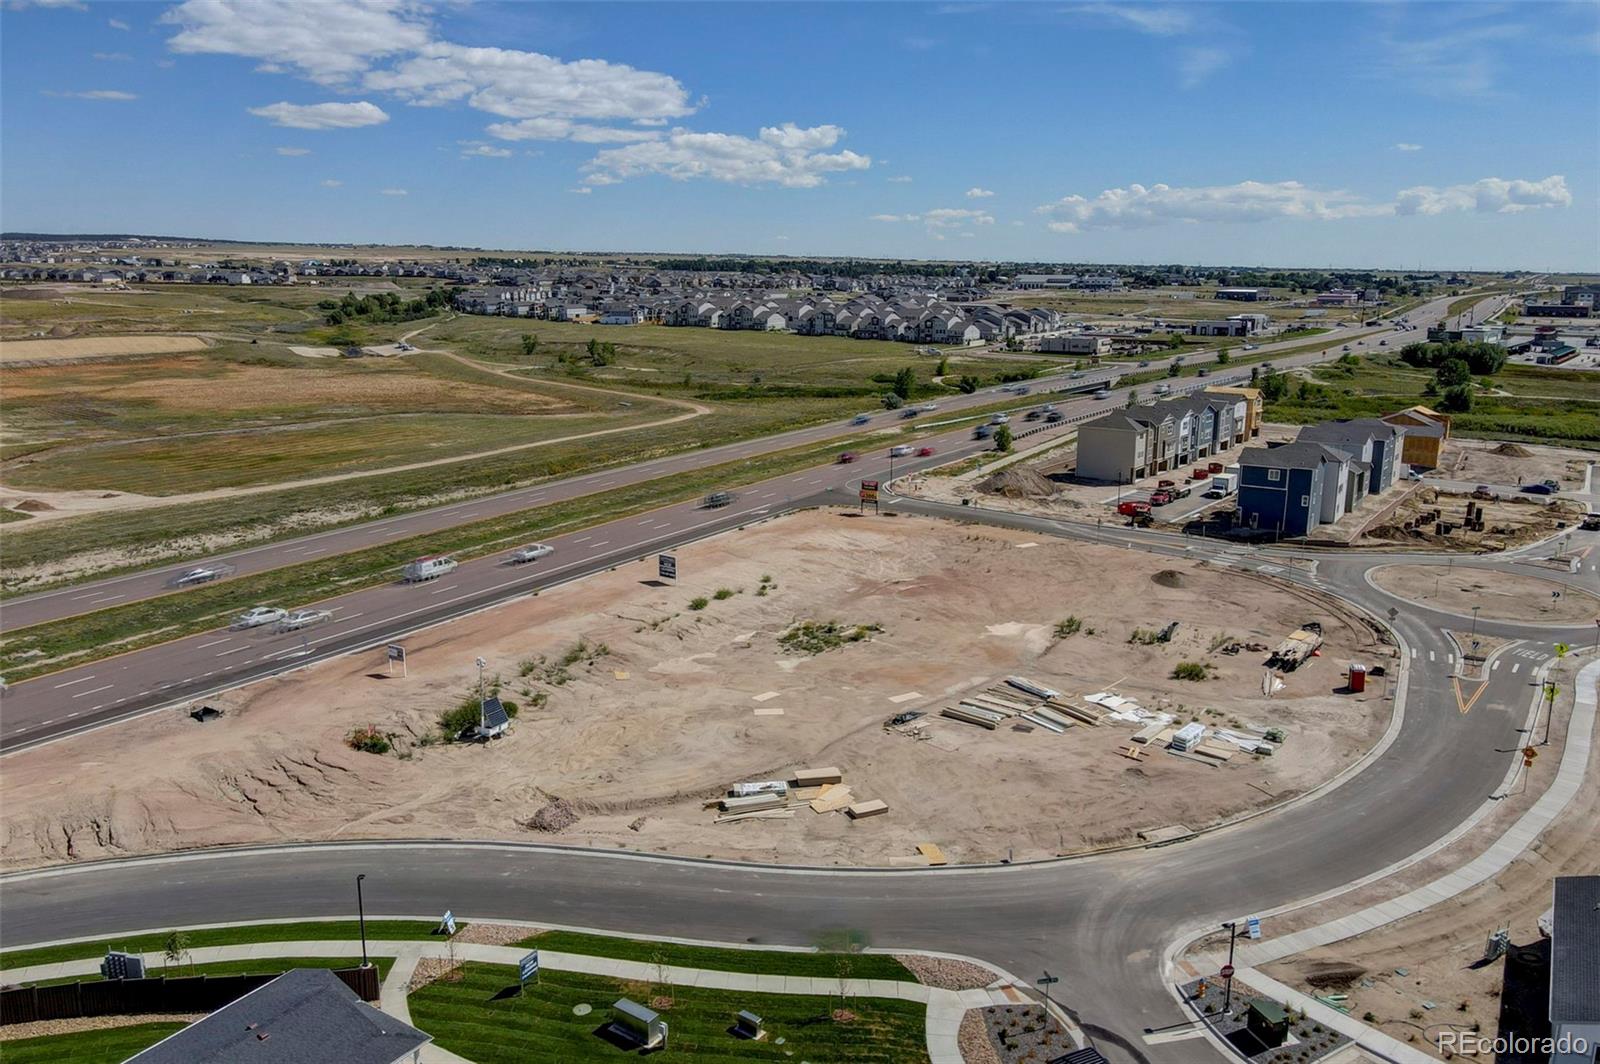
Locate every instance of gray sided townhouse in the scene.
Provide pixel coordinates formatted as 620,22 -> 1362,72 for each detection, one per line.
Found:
1237,418 -> 1407,536
1075,393 -> 1244,483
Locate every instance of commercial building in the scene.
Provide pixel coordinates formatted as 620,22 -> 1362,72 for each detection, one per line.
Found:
1039,334 -> 1111,356
1523,301 -> 1591,318
1549,876 -> 1600,1064
1381,405 -> 1450,468
1214,287 -> 1271,302
1316,290 -> 1360,307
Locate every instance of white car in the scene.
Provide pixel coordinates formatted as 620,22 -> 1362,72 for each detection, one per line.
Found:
278,608 -> 331,631
990,413 -> 1010,425
174,566 -> 223,587
889,444 -> 914,457
510,543 -> 554,564
233,606 -> 287,629
917,403 -> 940,412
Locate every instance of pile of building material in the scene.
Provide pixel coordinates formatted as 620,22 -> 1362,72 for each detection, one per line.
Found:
1168,722 -> 1207,752
1006,675 -> 1062,701
943,705 -> 1005,730
809,784 -> 855,813
846,799 -> 888,819
1266,623 -> 1323,671
1084,692 -> 1168,725
793,766 -> 842,788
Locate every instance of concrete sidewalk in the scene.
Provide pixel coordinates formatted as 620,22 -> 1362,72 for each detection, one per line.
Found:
1,937 -> 1030,1063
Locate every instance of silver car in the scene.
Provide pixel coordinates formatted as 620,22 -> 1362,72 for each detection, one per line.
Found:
233,606 -> 287,629
510,543 -> 555,564
278,608 -> 331,631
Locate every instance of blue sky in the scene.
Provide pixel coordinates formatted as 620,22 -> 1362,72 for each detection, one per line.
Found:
2,0 -> 1596,270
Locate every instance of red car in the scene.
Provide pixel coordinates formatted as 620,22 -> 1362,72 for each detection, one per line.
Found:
837,452 -> 859,464
917,446 -> 936,456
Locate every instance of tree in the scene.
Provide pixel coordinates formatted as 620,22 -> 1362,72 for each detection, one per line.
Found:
1167,362 -> 1182,378
935,355 -> 950,376
1438,384 -> 1474,412
892,366 -> 916,400
1126,388 -> 1140,408
163,930 -> 192,976
993,425 -> 1013,452
1435,358 -> 1471,389
1258,372 -> 1288,402
956,375 -> 980,394
881,392 -> 904,410
1249,365 -> 1261,383
1216,349 -> 1231,365
521,334 -> 539,356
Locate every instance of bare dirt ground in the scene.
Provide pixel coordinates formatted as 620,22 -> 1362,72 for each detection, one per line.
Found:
0,511 -> 1389,871
0,335 -> 207,362
1443,438 -> 1593,491
1370,565 -> 1600,624
1360,488 -> 1586,552
1255,652 -> 1600,1060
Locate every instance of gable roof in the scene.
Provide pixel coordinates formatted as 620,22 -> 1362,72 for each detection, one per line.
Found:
1551,875 -> 1600,1024
1238,442 -> 1341,471
127,968 -> 431,1064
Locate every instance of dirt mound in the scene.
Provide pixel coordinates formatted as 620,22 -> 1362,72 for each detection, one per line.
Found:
1152,569 -> 1186,588
525,798 -> 580,833
13,499 -> 55,512
1491,442 -> 1534,457
1302,961 -> 1368,989
979,466 -> 1058,498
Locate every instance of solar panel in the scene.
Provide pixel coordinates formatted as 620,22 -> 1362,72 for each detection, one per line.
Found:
480,697 -> 510,730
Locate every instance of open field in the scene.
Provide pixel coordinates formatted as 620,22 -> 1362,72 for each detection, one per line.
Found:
409,961 -> 930,1064
0,335 -> 208,362
0,1022 -> 186,1064
1370,565 -> 1600,623
0,284 -> 324,340
0,510 -> 1387,869
1359,485 -> 1587,552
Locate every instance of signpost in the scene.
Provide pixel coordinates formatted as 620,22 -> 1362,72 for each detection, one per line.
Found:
859,479 -> 880,513
386,643 -> 407,677
658,554 -> 678,582
518,949 -> 540,993
1220,921 -> 1240,1012
439,910 -> 457,937
1036,971 -> 1059,1027
1246,916 -> 1261,940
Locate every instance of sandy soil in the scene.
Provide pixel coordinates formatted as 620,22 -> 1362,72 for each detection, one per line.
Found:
1257,652 -> 1600,1060
0,335 -> 207,362
1370,565 -> 1600,624
1443,438 -> 1594,492
0,510 -> 1390,871
1360,488 -> 1587,552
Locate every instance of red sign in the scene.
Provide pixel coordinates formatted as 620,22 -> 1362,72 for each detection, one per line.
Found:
1220,964 -> 1235,979
860,480 -> 880,502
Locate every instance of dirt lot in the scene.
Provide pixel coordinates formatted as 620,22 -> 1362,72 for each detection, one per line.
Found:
0,334 -> 208,362
1443,438 -> 1593,491
0,511 -> 1389,871
1360,488 -> 1587,552
1370,565 -> 1600,624
1258,652 -> 1600,1060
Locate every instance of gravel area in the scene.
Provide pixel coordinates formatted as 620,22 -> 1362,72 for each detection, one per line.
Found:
0,1012 -> 203,1041
959,1008 -> 1004,1064
452,922 -> 531,947
896,953 -> 1000,990
408,955 -> 465,992
981,1003 -> 1075,1063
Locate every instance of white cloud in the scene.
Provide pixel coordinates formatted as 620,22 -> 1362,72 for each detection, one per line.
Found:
1066,3 -> 1194,36
1178,46 -> 1231,89
364,42 -> 693,124
1394,175 -> 1571,216
1393,142 -> 1423,152
248,100 -> 389,129
485,117 -> 660,144
773,235 -> 790,241
5,0 -> 88,9
163,0 -> 431,85
459,142 -> 512,159
887,175 -> 913,184
275,146 -> 311,156
1372,20 -> 1523,99
1037,180 -> 1384,231
583,124 -> 869,188
93,51 -> 132,61
43,89 -> 137,100
108,17 -> 129,29
872,207 -> 995,233
568,186 -> 592,195
965,186 -> 994,198
379,187 -> 408,196
320,178 -> 342,187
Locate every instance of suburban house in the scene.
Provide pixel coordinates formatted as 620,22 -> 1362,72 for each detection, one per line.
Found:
1075,413 -> 1154,483
1299,418 -> 1407,495
126,968 -> 431,1064
1549,875 -> 1600,1064
1075,393 -> 1240,483
1203,385 -> 1264,439
1381,405 -> 1450,469
1237,442 -> 1345,537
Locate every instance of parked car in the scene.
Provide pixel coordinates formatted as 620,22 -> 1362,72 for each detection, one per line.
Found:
701,490 -> 737,508
1404,469 -> 1424,480
232,606 -> 286,629
889,444 -> 914,457
1471,485 -> 1494,500
175,566 -> 224,587
279,608 -> 332,631
917,446 -> 936,457
1158,479 -> 1176,488
1580,513 -> 1600,532
510,543 -> 554,564
837,451 -> 859,464
1149,489 -> 1174,506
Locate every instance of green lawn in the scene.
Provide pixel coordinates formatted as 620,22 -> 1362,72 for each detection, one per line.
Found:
0,1021 -> 185,1064
408,962 -> 929,1064
519,931 -> 915,982
0,920 -> 446,973
24,956 -> 393,988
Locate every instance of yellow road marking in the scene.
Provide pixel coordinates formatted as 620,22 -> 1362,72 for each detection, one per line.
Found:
1453,676 -> 1490,715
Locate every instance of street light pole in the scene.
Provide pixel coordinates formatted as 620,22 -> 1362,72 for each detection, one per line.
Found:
356,874 -> 370,969
1469,606 -> 1480,643
1221,921 -> 1239,1013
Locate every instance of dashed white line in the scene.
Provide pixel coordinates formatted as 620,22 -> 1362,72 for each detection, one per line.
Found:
1512,663 -> 1521,674
52,675 -> 98,689
217,646 -> 250,657
429,583 -> 459,595
72,683 -> 115,699
196,637 -> 233,649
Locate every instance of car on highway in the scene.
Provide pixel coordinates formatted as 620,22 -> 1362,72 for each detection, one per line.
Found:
402,555 -> 457,582
701,490 -> 737,508
917,446 -> 936,456
174,566 -> 225,587
1024,410 -> 1041,421
1379,339 -> 1388,346
1138,360 -> 1151,367
509,543 -> 554,564
1069,370 -> 1085,379
973,425 -> 992,439
900,408 -> 920,419
990,413 -> 1010,425
837,451 -> 859,464
278,608 -> 332,631
851,413 -> 872,425
889,444 -> 914,457
1342,345 -> 1351,352
1242,344 -> 1257,351
232,606 -> 287,630
1094,388 -> 1111,399
917,403 -> 940,412
1471,485 -> 1495,500
1046,411 -> 1064,422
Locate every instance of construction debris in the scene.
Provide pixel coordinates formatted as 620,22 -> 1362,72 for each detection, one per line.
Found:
729,780 -> 788,799
1267,623 -> 1323,671
721,792 -> 785,814
846,799 -> 889,819
917,843 -> 948,866
1168,722 -> 1207,752
1020,711 -> 1066,734
1006,675 -> 1062,701
809,784 -> 855,813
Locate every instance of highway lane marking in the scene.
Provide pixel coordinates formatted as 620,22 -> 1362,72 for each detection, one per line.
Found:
216,646 -> 250,657
429,583 -> 460,595
88,594 -> 126,604
590,541 -> 610,549
52,675 -> 98,689
1428,650 -> 1435,662
1492,660 -> 1501,670
1512,662 -> 1521,673
72,684 -> 115,699
196,637 -> 232,649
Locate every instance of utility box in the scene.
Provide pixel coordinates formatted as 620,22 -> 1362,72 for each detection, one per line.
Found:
609,998 -> 668,1049
734,1010 -> 765,1040
1348,663 -> 1367,693
1246,998 -> 1289,1049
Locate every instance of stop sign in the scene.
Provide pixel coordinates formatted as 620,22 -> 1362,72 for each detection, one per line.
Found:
1221,964 -> 1235,979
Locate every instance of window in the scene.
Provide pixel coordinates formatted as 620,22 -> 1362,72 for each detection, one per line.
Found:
1301,495 -> 1310,506
1267,468 -> 1282,482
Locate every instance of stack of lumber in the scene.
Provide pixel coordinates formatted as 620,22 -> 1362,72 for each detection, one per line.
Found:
1020,711 -> 1067,734
1043,700 -> 1104,726
809,783 -> 855,813
973,690 -> 1034,713
943,706 -> 1004,730
793,766 -> 843,788
1028,705 -> 1080,730
1132,722 -> 1175,745
846,799 -> 888,819
916,843 -> 948,866
1006,675 -> 1062,700
720,792 -> 784,813
1193,741 -> 1236,762
715,808 -> 796,824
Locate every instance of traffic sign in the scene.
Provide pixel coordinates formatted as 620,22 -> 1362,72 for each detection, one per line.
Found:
439,910 -> 457,936
658,554 -> 678,581
387,644 -> 406,662
860,479 -> 880,503
386,643 -> 407,677
1220,964 -> 1235,979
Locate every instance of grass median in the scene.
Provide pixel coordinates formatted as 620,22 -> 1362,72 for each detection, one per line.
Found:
518,930 -> 915,981
0,920 -> 445,973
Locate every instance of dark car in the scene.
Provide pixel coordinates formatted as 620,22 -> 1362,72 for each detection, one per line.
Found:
837,452 -> 858,464
917,446 -> 936,456
1581,513 -> 1600,531
702,491 -> 737,508
1521,483 -> 1556,496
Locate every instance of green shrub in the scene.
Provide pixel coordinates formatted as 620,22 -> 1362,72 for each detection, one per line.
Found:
346,726 -> 391,755
1172,662 -> 1211,681
1054,616 -> 1083,638
713,587 -> 736,600
688,596 -> 709,611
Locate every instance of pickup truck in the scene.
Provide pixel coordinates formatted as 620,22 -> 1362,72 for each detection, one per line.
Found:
1116,500 -> 1151,517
